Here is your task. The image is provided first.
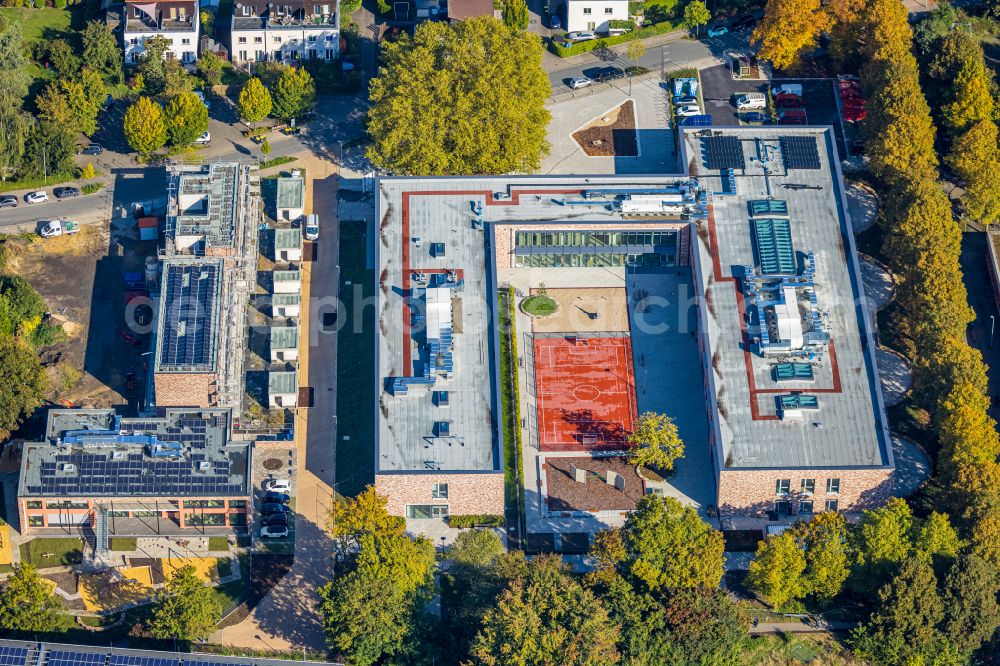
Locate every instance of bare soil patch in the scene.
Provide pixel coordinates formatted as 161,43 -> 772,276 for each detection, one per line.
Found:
572,101 -> 639,157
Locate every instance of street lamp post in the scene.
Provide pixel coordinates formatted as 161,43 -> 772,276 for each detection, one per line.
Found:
990,315 -> 995,349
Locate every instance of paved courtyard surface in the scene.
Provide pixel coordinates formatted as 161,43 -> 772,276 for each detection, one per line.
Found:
541,80 -> 675,175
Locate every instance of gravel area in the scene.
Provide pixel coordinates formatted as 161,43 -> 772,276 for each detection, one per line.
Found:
546,456 -> 643,512
571,101 -> 638,157
860,255 -> 896,313
877,346 -> 913,406
847,182 -> 879,234
892,434 -> 931,498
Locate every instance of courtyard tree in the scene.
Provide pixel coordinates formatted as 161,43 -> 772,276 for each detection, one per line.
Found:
619,495 -> 725,591
367,17 -> 551,175
851,498 -> 915,595
150,564 -> 223,641
470,555 -> 620,665
682,0 -> 711,39
270,65 -> 316,120
626,412 -> 684,472
752,0 -> 830,71
165,91 -> 209,147
124,96 -> 167,156
238,77 -> 272,128
327,485 -> 405,549
747,532 -> 806,608
0,563 -> 60,633
502,0 -> 529,31
197,50 -> 225,87
794,511 -> 850,600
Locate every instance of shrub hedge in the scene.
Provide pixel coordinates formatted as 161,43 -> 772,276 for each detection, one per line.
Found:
448,514 -> 505,529
550,20 -> 681,57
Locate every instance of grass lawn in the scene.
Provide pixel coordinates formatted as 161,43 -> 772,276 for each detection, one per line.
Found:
498,288 -> 526,542
0,7 -> 72,84
20,537 -> 84,567
109,537 -> 137,551
334,219 -> 376,497
208,536 -> 230,551
259,156 -> 298,170
217,557 -> 234,578
520,294 -> 557,317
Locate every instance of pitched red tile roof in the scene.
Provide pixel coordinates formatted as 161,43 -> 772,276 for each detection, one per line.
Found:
448,0 -> 496,20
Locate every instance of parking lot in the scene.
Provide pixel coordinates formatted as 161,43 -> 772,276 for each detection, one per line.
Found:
252,443 -> 297,553
698,65 -> 853,158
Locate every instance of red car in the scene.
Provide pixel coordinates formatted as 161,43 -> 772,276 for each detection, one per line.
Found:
842,104 -> 867,122
776,95 -> 804,109
119,330 -> 142,346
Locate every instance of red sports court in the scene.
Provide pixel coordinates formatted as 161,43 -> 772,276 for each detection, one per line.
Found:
533,336 -> 638,452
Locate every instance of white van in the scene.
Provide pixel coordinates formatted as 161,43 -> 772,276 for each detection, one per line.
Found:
771,84 -> 803,98
736,92 -> 767,110
304,214 -> 319,241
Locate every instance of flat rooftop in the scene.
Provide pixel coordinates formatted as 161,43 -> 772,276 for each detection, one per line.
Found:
545,456 -> 645,512
681,127 -> 891,469
155,259 -> 222,373
19,409 -> 248,498
168,162 -> 246,251
277,176 -> 305,211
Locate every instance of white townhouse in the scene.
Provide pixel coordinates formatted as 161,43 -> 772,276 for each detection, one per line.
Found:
230,0 -> 340,66
565,0 -> 629,34
122,0 -> 199,65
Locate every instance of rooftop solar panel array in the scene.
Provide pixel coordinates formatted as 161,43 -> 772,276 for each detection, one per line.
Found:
780,136 -> 821,169
47,650 -> 106,666
753,218 -> 796,275
702,136 -> 746,170
110,656 -> 180,666
159,263 -> 219,369
0,647 -> 27,666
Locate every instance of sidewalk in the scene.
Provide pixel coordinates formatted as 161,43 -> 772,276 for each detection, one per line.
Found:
543,28 -> 694,70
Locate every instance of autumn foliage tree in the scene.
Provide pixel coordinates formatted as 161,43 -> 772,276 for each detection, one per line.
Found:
747,532 -> 806,608
123,96 -> 167,155
626,411 -> 684,472
752,0 -> 831,71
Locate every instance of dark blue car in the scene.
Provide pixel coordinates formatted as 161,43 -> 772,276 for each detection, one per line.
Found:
550,14 -> 561,29
743,111 -> 769,123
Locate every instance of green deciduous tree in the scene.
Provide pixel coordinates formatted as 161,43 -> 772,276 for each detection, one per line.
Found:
850,558 -> 957,666
0,107 -> 30,181
367,17 -> 551,175
197,50 -> 225,87
165,91 -> 209,147
0,563 -> 60,633
626,411 -> 684,472
149,564 -> 223,641
470,555 -> 621,665
937,382 -> 1000,506
941,554 -> 1000,657
752,0 -> 830,71
502,0 -> 529,31
326,485 -> 405,550
627,32 -> 646,70
682,0 -> 711,39
81,20 -> 123,84
46,38 -> 81,78
0,336 -> 45,436
22,121 -> 75,180
238,77 -> 273,128
320,532 -> 436,666
662,587 -> 749,665
619,495 -> 725,591
913,511 -> 961,564
851,498 -> 914,595
747,532 -> 806,608
270,66 -> 315,120
124,97 -> 167,155
0,17 -> 31,105
137,35 -> 172,96
794,511 -> 851,600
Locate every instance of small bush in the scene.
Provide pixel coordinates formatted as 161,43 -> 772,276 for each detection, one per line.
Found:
521,295 -> 558,317
82,183 -> 104,195
448,514 -> 504,529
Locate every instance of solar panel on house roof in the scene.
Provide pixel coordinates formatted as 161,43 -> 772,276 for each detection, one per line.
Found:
47,650 -> 105,666
0,647 -> 27,666
702,136 -> 746,170
780,136 -> 821,169
109,656 -> 180,666
159,263 -> 219,369
752,218 -> 796,274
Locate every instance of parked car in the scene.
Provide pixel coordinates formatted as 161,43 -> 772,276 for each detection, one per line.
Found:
550,14 -> 561,29
267,514 -> 288,527
707,24 -> 728,37
568,77 -> 592,89
125,371 -> 137,391
25,191 -> 49,204
262,502 -> 291,515
39,220 -> 79,237
732,14 -> 756,31
54,186 -> 81,199
742,111 -> 769,123
194,131 -> 211,145
675,105 -> 702,117
260,525 -> 289,539
842,104 -> 867,122
771,84 -> 803,97
80,144 -> 103,156
263,478 -> 291,493
195,90 -> 211,110
304,214 -> 319,241
778,115 -> 808,125
674,95 -> 698,105
102,94 -> 114,111
265,491 -> 290,504
736,92 -> 767,110
565,31 -> 596,42
0,195 -> 17,209
119,330 -> 142,346
776,95 -> 805,109
591,66 -> 625,82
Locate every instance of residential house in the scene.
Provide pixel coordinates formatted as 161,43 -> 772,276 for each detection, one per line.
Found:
565,0 -> 628,34
122,0 -> 199,65
230,0 -> 340,66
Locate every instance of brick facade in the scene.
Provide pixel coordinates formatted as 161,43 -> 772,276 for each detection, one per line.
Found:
18,496 -> 249,534
375,472 -> 505,516
492,222 -> 690,269
717,467 -> 893,516
154,372 -> 216,407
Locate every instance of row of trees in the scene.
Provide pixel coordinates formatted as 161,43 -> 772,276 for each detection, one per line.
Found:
237,64 -> 317,127
321,489 -> 742,665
